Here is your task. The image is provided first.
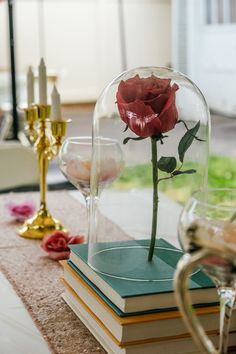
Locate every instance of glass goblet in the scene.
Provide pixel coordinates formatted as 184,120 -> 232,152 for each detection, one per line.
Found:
175,188 -> 236,354
58,136 -> 124,221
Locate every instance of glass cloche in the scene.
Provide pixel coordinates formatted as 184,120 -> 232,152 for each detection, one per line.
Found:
88,67 -> 210,281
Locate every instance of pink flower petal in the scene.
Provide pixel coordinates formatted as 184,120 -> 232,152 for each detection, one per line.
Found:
68,235 -> 85,245
5,201 -> 35,221
47,250 -> 70,261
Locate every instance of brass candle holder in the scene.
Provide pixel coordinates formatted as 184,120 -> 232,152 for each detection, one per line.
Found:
24,106 -> 38,144
18,104 -> 71,239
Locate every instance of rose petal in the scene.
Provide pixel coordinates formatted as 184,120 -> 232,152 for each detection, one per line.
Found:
66,159 -> 91,183
68,235 -> 85,244
144,75 -> 170,88
117,100 -> 161,137
158,84 -> 179,132
117,75 -> 159,103
47,250 -> 70,261
99,158 -> 122,183
117,80 -> 138,103
6,201 -> 35,220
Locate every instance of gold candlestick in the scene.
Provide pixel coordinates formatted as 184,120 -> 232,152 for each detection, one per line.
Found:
18,104 -> 71,239
24,106 -> 38,144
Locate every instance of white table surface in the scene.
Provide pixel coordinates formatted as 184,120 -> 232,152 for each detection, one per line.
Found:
0,272 -> 50,354
0,190 -> 186,354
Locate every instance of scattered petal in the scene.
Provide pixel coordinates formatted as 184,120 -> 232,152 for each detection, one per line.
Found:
5,201 -> 35,221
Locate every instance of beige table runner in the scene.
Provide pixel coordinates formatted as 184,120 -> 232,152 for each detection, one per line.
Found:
0,191 -> 130,354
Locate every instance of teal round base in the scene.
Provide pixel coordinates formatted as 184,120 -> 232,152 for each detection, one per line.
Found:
89,244 -> 185,282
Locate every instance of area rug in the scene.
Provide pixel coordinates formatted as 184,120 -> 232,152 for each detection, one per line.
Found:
0,191 -> 131,354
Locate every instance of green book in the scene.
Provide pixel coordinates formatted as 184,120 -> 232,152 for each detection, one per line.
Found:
69,239 -> 218,313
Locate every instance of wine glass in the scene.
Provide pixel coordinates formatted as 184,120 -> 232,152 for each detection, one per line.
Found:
175,188 -> 236,354
58,136 -> 124,222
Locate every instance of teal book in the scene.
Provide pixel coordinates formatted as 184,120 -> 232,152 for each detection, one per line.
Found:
69,239 -> 218,313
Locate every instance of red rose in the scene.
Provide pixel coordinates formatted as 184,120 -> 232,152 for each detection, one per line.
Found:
116,75 -> 179,138
41,231 -> 85,261
42,231 -> 70,252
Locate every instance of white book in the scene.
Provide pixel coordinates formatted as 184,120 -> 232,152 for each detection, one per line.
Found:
62,291 -> 236,354
61,262 -> 236,345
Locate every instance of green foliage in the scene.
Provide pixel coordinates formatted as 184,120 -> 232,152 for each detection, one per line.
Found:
114,163 -> 153,189
208,155 -> 236,188
113,155 -> 236,203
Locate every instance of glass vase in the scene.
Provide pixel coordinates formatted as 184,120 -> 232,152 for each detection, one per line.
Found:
88,67 -> 210,281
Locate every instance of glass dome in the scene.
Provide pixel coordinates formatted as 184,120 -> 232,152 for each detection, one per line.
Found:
88,67 -> 210,281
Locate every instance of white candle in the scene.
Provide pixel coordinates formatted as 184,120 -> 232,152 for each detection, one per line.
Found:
51,85 -> 62,121
27,66 -> 34,107
38,58 -> 47,105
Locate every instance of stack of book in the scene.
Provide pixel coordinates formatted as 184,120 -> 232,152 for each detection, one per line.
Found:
60,239 -> 236,354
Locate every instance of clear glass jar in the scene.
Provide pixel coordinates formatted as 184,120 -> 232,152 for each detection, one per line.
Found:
88,67 -> 210,281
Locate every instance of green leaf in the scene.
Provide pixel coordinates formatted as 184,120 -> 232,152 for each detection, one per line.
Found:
172,169 -> 196,176
123,136 -> 146,144
178,121 -> 200,163
157,156 -> 177,173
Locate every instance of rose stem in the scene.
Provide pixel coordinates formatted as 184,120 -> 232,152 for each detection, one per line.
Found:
148,137 -> 158,262
229,211 -> 236,223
